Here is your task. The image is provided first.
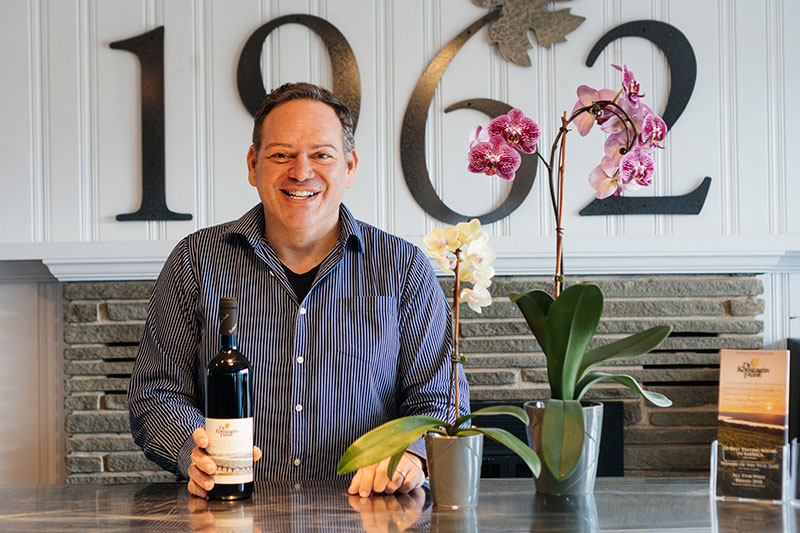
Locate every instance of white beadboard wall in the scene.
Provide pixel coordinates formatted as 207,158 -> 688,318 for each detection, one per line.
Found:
0,0 -> 797,255
0,0 -> 798,482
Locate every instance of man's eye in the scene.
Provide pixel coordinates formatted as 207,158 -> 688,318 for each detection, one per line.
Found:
270,153 -> 288,160
316,153 -> 332,160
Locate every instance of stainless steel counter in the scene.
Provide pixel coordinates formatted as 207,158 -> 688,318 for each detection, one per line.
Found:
0,477 -> 796,532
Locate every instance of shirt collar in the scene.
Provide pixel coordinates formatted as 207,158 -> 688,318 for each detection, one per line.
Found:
224,203 -> 364,253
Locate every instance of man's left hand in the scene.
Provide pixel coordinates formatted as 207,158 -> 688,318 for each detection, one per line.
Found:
347,452 -> 425,498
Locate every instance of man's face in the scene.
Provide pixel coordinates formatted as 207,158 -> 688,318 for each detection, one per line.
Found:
247,99 -> 358,241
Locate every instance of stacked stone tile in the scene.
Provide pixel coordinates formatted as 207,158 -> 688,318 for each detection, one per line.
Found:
63,275 -> 763,482
63,282 -> 172,484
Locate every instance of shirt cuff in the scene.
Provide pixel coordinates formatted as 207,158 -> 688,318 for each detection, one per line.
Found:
177,434 -> 198,481
407,437 -> 428,476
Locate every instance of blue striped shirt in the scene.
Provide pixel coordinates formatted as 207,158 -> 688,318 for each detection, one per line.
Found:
128,203 -> 469,481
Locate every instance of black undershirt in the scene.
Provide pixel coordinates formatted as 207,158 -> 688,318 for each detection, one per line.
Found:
282,263 -> 321,302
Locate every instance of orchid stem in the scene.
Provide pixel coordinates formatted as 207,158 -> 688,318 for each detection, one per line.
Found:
451,249 -> 461,427
554,113 -> 568,298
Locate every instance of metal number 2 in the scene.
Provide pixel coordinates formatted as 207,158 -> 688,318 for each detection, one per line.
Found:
579,20 -> 711,216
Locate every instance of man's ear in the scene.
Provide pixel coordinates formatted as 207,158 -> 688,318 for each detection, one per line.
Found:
345,149 -> 358,188
246,145 -> 257,186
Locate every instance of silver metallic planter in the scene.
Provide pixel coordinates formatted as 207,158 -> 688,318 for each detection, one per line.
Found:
424,433 -> 483,508
524,401 -> 603,496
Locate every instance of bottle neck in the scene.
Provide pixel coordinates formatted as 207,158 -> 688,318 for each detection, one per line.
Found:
220,334 -> 238,351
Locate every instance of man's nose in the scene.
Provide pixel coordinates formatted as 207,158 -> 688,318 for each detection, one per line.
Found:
289,155 -> 314,180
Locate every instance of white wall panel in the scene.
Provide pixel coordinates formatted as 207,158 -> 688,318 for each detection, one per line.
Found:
0,0 -> 796,258
47,1 -> 83,243
780,0 -> 799,236
209,1 -> 266,225
0,1 -> 35,243
389,1 -> 429,237
733,1 -> 770,237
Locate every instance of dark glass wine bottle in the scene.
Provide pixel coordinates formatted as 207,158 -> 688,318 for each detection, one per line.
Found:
205,297 -> 254,500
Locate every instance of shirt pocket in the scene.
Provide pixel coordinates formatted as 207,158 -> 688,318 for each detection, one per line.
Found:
336,296 -> 400,363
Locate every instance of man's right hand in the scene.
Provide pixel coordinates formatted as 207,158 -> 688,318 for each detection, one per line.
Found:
187,427 -> 262,499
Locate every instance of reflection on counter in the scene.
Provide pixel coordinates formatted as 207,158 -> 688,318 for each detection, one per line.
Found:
531,493 -> 598,532
1,478 -> 799,532
712,498 -> 796,533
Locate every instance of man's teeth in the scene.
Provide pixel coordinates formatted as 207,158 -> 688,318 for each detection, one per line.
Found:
285,190 -> 318,198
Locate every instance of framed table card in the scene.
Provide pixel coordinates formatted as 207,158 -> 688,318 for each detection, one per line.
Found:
712,349 -> 792,502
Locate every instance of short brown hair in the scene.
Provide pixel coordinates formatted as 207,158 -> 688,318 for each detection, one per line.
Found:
251,82 -> 355,154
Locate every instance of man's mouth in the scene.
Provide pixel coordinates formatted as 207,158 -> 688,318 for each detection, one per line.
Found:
282,190 -> 320,199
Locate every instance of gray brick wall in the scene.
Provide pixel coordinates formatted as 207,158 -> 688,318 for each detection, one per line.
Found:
62,274 -> 764,482
63,282 -> 174,484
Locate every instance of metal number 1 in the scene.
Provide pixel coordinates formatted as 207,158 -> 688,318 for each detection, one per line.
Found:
110,26 -> 192,221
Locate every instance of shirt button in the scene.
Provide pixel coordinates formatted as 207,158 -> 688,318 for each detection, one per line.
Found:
296,356 -> 304,364
269,270 -> 274,277
293,458 -> 301,467
295,404 -> 303,412
299,307 -> 307,315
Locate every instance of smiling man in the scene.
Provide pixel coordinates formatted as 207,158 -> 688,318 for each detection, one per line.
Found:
127,83 -> 469,499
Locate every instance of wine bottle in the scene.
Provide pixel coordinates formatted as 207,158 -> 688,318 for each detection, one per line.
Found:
205,297 -> 254,500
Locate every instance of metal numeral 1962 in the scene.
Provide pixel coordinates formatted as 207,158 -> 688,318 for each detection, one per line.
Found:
111,14 -> 708,223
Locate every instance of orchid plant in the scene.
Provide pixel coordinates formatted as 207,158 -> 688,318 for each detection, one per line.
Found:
468,64 -> 673,481
337,219 -> 541,480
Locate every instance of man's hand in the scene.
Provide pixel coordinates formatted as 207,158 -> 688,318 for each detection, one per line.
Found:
187,427 -> 262,499
347,452 -> 425,498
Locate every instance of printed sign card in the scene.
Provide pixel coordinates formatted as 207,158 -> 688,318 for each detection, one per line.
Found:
715,349 -> 790,501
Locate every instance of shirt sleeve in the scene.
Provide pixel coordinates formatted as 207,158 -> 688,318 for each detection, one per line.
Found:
396,246 -> 471,459
127,238 -> 205,480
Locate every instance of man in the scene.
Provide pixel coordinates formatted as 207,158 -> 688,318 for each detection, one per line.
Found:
128,82 -> 469,499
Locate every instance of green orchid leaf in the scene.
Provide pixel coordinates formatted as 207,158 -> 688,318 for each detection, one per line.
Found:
468,426 -> 541,477
510,290 -> 553,353
541,400 -> 585,481
575,372 -> 672,407
451,427 -> 483,436
337,415 -> 444,474
545,284 -> 603,399
454,405 -> 529,427
578,326 -> 672,382
386,451 -> 405,479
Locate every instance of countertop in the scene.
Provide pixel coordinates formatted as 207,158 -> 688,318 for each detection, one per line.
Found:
0,477 -> 796,532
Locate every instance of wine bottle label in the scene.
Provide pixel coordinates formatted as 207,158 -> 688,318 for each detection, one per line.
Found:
206,417 -> 254,484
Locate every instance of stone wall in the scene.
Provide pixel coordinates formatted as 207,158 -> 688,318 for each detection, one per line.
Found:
62,275 -> 764,483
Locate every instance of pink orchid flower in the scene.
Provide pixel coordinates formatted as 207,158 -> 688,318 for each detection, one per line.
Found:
613,64 -> 645,110
468,135 -> 522,180
572,85 -> 618,136
469,124 -> 490,147
603,132 -> 629,167
639,111 -> 667,150
619,147 -> 655,187
487,109 -> 540,154
589,156 -> 624,199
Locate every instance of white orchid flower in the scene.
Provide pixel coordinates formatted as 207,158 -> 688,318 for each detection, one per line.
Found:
459,284 -> 492,313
